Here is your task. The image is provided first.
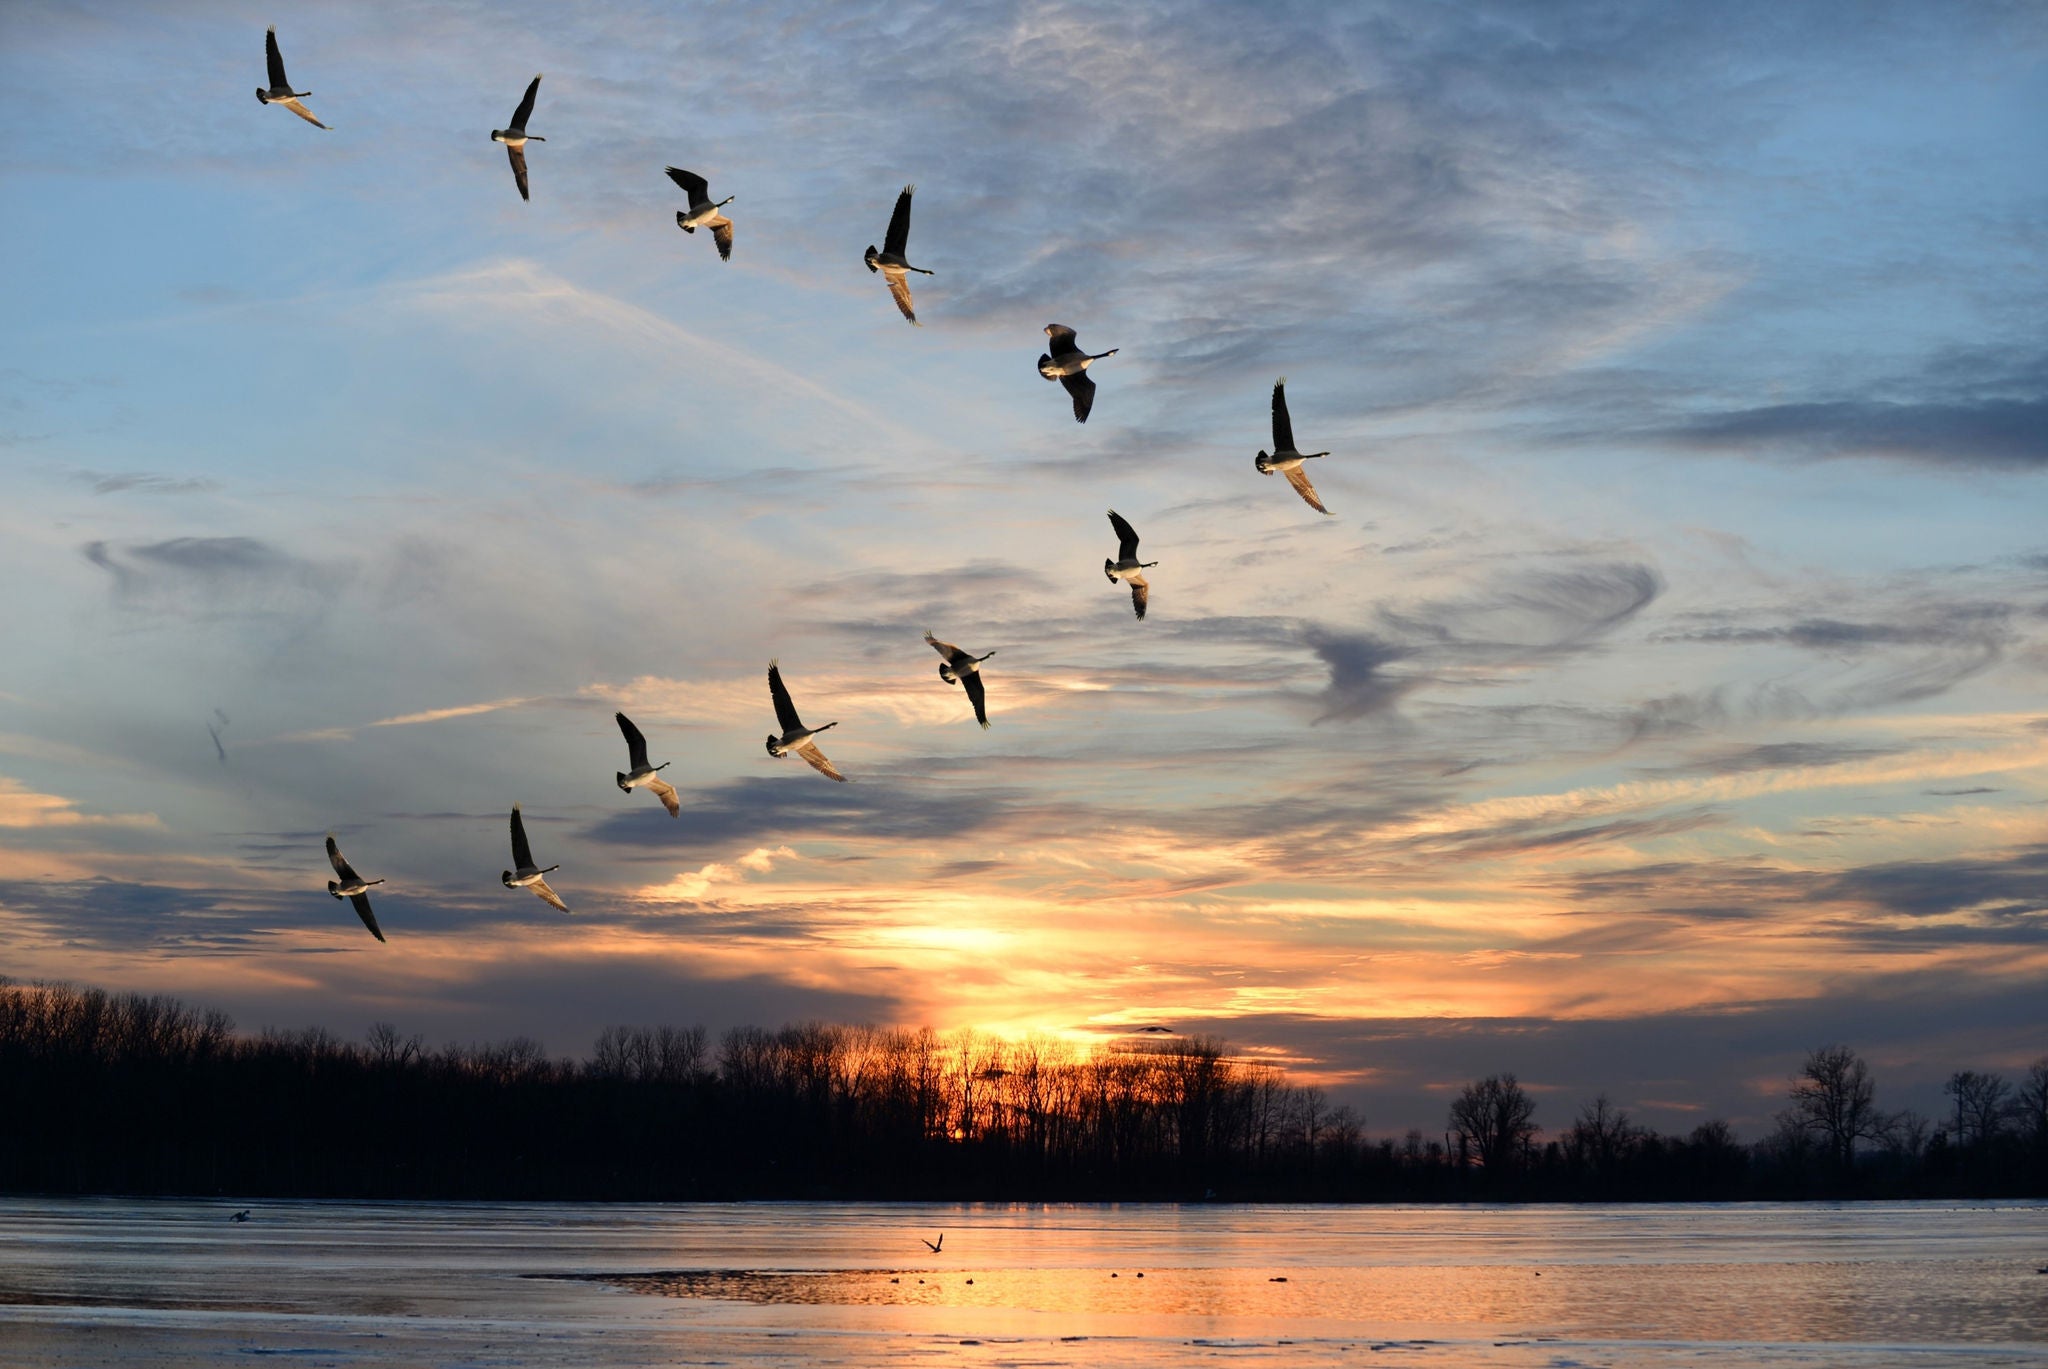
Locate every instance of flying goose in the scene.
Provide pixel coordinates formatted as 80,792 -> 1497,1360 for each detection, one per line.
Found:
325,835 -> 386,943
766,661 -> 845,781
923,1233 -> 944,1253
865,184 -> 933,325
256,28 -> 327,129
924,631 -> 995,730
666,167 -> 735,261
491,75 -> 545,202
502,804 -> 570,913
615,711 -> 680,817
1037,325 -> 1119,423
1104,510 -> 1157,620
1255,378 -> 1334,514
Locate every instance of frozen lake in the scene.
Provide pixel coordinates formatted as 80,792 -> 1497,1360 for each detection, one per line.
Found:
1,1198 -> 2044,1366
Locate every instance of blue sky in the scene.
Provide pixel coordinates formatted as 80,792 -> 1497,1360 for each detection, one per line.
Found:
1,0 -> 2044,1138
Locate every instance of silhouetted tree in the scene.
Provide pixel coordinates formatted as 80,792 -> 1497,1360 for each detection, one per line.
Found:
1944,1070 -> 2013,1149
1449,1073 -> 1538,1175
1786,1044 -> 1881,1177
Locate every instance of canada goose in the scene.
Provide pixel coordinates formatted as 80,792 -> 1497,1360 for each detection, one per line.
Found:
766,660 -> 845,781
665,167 -> 735,261
502,804 -> 570,913
255,28 -> 327,129
491,75 -> 545,202
325,835 -> 386,943
924,631 -> 995,729
615,711 -> 679,817
1255,378 -> 1333,514
229,1209 -> 252,1223
923,1233 -> 944,1253
1038,325 -> 1119,424
1104,510 -> 1156,620
864,184 -> 933,325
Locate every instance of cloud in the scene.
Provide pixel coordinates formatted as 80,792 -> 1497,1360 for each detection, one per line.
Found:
1304,631 -> 1415,724
81,537 -> 346,618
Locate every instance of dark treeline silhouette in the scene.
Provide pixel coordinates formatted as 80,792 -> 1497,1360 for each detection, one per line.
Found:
2,980 -> 2042,1201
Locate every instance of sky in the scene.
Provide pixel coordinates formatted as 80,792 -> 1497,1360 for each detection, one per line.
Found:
1,0 -> 2044,1140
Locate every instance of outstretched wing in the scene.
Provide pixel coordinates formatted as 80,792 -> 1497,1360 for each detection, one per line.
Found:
507,144 -> 529,201
886,272 -> 918,325
529,876 -> 571,915
278,97 -> 328,129
511,73 -> 541,130
510,806 -> 535,870
1060,370 -> 1096,423
647,777 -> 681,818
711,218 -> 734,263
768,661 -> 803,734
1108,509 -> 1140,561
325,835 -> 361,884
1127,571 -> 1150,620
796,741 -> 846,782
265,27 -> 289,90
924,630 -> 962,663
884,184 -> 915,257
1044,324 -> 1080,357
1271,378 -> 1296,453
350,893 -> 385,943
616,711 -> 651,771
1285,465 -> 1331,514
962,671 -> 990,729
665,166 -> 708,202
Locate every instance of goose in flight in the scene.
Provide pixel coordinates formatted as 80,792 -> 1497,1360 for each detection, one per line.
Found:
615,711 -> 680,817
1038,325 -> 1119,423
502,804 -> 570,913
923,1233 -> 944,1253
256,28 -> 327,129
924,631 -> 995,730
1255,378 -> 1334,514
1104,510 -> 1157,620
325,835 -> 386,943
865,184 -> 933,325
666,167 -> 735,261
491,75 -> 545,202
766,661 -> 845,781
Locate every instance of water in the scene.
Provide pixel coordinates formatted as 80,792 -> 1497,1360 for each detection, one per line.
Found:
1,1198 -> 2044,1366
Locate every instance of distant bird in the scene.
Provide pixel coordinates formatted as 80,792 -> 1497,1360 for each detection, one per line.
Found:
255,27 -> 327,129
865,184 -> 933,325
1037,325 -> 1119,423
325,835 -> 387,943
229,1209 -> 251,1223
615,711 -> 679,817
207,709 -> 229,765
924,631 -> 995,730
1104,510 -> 1156,620
666,168 -> 735,262
502,804 -> 570,913
923,1233 -> 944,1253
491,75 -> 545,202
765,661 -> 845,782
1135,1025 -> 1174,1034
1255,378 -> 1334,514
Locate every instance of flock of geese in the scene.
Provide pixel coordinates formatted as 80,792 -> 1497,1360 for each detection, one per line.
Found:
256,26 -> 1341,941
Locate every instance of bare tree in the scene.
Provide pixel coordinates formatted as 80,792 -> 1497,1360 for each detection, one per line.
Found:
1944,1070 -> 2013,1149
1787,1044 -> 1882,1175
1563,1094 -> 1639,1179
1448,1073 -> 1539,1173
2016,1057 -> 2048,1154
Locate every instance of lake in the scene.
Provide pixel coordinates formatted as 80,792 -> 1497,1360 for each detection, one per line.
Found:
0,1198 -> 2043,1366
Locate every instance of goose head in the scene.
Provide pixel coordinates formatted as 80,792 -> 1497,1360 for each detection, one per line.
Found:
938,662 -> 959,686
864,245 -> 881,273
326,880 -> 342,899
1104,558 -> 1119,583
615,772 -> 632,793
765,734 -> 786,758
1255,450 -> 1275,473
500,869 -> 516,886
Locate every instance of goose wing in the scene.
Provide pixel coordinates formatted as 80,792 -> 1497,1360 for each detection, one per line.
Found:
529,876 -> 571,915
883,184 -> 915,257
1108,509 -> 1140,561
1060,369 -> 1096,423
277,97 -> 328,129
886,271 -> 919,325
325,835 -> 361,884
924,630 -> 963,664
768,661 -> 804,735
511,73 -> 541,131
510,805 -> 536,871
265,28 -> 289,91
1285,465 -> 1332,514
962,670 -> 990,729
710,217 -> 734,263
350,892 -> 385,943
507,144 -> 529,201
1127,571 -> 1150,620
616,711 -> 651,771
1044,324 -> 1080,358
665,166 -> 708,203
796,741 -> 846,782
647,777 -> 681,818
1271,377 -> 1296,453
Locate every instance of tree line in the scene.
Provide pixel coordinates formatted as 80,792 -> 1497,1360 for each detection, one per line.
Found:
1,978 -> 2041,1201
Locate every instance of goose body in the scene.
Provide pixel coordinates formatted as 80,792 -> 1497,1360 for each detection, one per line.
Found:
1254,378 -> 1334,514
666,167 -> 736,262
923,1233 -> 944,1253
256,28 -> 327,129
766,661 -> 846,781
1038,325 -> 1119,423
615,711 -> 680,817
924,631 -> 996,729
501,804 -> 570,912
864,184 -> 933,325
1103,510 -> 1156,619
491,75 -> 545,201
324,835 -> 386,943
